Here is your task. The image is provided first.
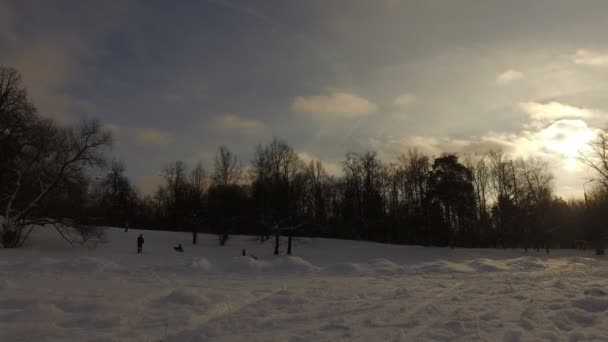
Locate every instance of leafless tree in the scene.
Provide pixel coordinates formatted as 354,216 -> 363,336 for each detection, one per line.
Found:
252,138 -> 305,224
1,116 -> 111,247
212,146 -> 242,186
578,129 -> 608,254
163,161 -> 187,197
464,153 -> 491,220
188,162 -> 208,244
161,161 -> 187,230
398,149 -> 431,211
579,128 -> 608,188
190,162 -> 209,195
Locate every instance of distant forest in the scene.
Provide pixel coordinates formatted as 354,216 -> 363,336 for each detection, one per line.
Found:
2,66 -> 608,253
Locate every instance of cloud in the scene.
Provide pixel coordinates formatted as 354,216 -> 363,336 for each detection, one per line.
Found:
213,113 -> 265,130
135,175 -> 164,195
293,92 -> 378,118
481,120 -> 597,160
393,93 -> 416,107
106,123 -> 173,146
205,0 -> 268,20
134,128 -> 174,146
369,136 -> 497,159
519,101 -> 598,127
297,151 -> 344,176
573,49 -> 608,66
0,2 -> 16,42
0,1 -> 135,123
366,105 -> 601,199
102,123 -> 123,137
3,38 -> 83,124
496,69 -> 523,85
190,150 -> 215,165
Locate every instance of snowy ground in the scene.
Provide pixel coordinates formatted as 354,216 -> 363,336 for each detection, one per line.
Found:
1,228 -> 608,341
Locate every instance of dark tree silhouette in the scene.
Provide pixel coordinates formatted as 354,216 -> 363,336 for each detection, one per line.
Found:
0,66 -> 111,248
428,154 -> 476,247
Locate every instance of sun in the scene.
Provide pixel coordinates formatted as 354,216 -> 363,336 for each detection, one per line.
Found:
536,119 -> 597,170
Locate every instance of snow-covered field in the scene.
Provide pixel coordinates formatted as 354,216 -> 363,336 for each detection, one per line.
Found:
1,228 -> 608,341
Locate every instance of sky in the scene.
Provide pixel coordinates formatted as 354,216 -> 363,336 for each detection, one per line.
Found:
2,0 -> 608,198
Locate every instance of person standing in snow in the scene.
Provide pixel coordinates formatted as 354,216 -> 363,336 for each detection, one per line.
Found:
137,234 -> 144,254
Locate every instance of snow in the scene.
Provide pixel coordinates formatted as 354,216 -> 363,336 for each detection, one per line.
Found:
1,228 -> 608,341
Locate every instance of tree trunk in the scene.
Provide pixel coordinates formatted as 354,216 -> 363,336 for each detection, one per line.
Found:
274,234 -> 279,255
287,235 -> 292,255
192,231 -> 198,244
1,224 -> 20,248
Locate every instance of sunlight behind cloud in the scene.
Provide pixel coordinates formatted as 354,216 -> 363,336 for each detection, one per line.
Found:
516,102 -> 600,171
393,93 -> 416,107
519,101 -> 597,126
293,92 -> 378,118
134,128 -> 174,146
213,113 -> 265,131
536,119 -> 596,159
573,49 -> 608,66
496,69 -> 523,85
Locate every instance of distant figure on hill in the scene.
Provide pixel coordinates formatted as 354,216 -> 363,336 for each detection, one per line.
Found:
137,234 -> 144,254
174,243 -> 184,252
242,249 -> 246,256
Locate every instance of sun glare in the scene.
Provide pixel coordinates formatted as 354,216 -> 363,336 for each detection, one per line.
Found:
536,119 -> 596,170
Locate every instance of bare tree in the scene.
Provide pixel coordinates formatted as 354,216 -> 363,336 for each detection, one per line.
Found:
190,162 -> 209,195
188,162 -> 208,244
578,129 -> 608,254
579,128 -> 608,188
161,161 -> 187,230
212,146 -> 242,186
464,153 -> 491,221
1,114 -> 111,247
95,159 -> 136,230
398,149 -> 431,212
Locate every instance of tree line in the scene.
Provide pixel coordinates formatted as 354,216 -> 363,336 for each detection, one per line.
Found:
2,66 -> 607,252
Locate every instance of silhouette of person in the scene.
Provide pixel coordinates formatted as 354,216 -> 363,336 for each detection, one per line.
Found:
137,234 -> 144,254
174,243 -> 184,252
242,249 -> 246,256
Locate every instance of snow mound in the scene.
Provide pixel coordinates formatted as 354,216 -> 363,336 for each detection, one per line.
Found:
322,259 -> 408,276
568,256 -> 596,264
584,288 -> 607,297
56,298 -> 103,313
468,259 -> 510,272
504,257 -> 546,271
224,256 -> 271,273
324,262 -> 366,275
271,256 -> 320,273
503,329 -> 523,342
51,256 -> 123,273
156,289 -> 211,307
553,279 -> 567,289
224,256 -> 319,274
16,256 -> 122,274
571,297 -> 608,313
369,258 -> 407,276
190,258 -> 212,272
415,261 -> 476,274
549,309 -> 596,331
